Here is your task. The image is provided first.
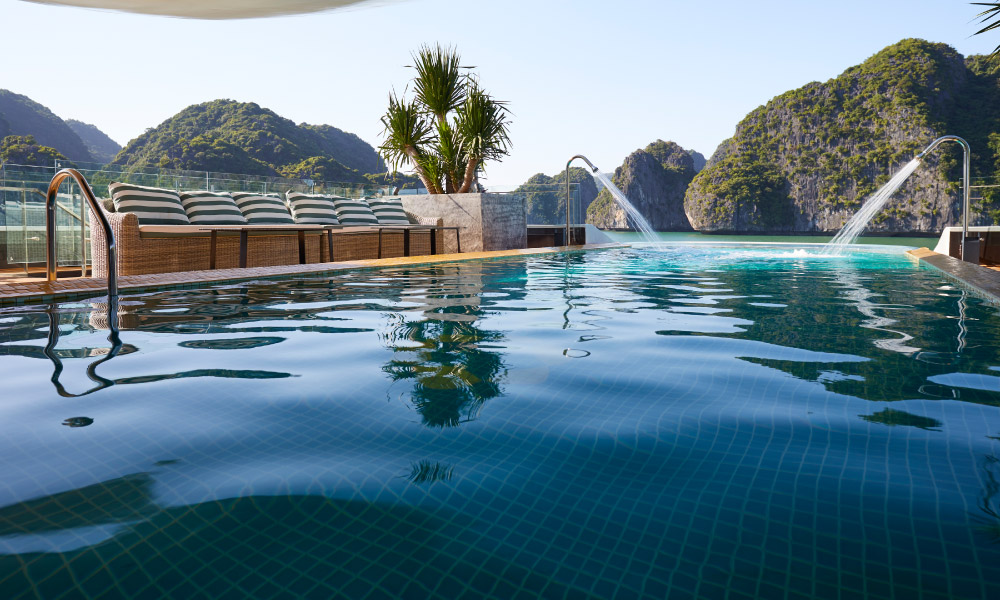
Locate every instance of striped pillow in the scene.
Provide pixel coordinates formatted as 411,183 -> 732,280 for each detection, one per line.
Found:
232,192 -> 295,224
179,190 -> 247,225
286,192 -> 340,225
108,182 -> 189,225
332,197 -> 379,226
368,197 -> 411,225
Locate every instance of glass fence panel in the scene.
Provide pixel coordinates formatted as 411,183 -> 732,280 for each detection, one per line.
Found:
2,182 -> 89,267
507,183 -> 584,226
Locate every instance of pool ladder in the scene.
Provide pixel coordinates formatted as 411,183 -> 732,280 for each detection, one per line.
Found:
45,168 -> 119,298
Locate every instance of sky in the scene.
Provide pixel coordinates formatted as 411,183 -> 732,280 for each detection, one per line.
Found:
1,0 -> 998,187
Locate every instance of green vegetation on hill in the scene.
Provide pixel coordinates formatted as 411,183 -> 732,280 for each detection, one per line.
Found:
66,119 -> 121,164
1,135 -> 70,167
686,39 -> 1000,232
112,99 -> 381,184
514,167 -> 598,225
0,89 -> 91,162
301,124 -> 384,174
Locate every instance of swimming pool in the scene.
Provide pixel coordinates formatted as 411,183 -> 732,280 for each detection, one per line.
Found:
1,244 -> 999,599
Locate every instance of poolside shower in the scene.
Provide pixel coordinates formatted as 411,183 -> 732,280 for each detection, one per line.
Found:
916,135 -> 974,262
565,154 -> 662,246
826,135 -> 976,262
565,155 -> 600,246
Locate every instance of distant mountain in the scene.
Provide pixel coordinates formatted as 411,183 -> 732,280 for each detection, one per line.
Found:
587,140 -> 696,231
687,149 -> 706,172
300,124 -> 384,174
685,39 -> 1000,233
0,89 -> 91,162
514,167 -> 599,225
111,99 -> 381,184
67,119 -> 121,164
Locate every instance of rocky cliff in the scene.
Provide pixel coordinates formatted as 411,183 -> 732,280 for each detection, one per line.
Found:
684,39 -> 1000,233
587,140 -> 695,231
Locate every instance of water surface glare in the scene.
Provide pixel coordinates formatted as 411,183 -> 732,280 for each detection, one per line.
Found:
1,245 -> 1000,599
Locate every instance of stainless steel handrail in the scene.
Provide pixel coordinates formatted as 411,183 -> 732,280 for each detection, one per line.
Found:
45,168 -> 118,298
565,155 -> 600,247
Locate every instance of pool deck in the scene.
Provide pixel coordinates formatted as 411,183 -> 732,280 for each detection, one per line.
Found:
0,244 -> 627,307
907,247 -> 1000,304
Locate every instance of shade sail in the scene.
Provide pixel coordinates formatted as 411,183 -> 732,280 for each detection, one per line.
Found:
21,0 -> 385,19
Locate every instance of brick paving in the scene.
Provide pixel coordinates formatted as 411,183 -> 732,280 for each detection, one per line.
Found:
0,244 -> 625,306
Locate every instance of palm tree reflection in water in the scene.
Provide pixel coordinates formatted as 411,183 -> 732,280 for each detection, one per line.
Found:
382,263 -> 518,428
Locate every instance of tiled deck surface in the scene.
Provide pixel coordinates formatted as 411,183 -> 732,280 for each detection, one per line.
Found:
907,247 -> 1000,304
0,268 -> 88,286
0,244 -> 625,306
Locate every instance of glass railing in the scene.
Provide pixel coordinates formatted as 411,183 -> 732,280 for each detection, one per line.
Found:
0,161 -> 390,269
506,182 -> 585,226
49,159 -> 385,198
1,178 -> 89,268
0,160 -> 567,271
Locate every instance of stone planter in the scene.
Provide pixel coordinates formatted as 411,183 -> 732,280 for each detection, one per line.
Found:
397,193 -> 527,253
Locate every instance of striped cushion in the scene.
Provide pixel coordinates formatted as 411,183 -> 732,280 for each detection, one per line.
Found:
332,197 -> 379,226
285,192 -> 340,225
368,197 -> 411,225
232,192 -> 295,224
108,182 -> 189,225
179,190 -> 247,225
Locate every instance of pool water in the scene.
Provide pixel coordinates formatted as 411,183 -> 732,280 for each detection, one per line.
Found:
1,244 -> 999,599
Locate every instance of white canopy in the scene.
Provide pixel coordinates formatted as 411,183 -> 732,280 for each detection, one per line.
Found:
21,0 -> 382,19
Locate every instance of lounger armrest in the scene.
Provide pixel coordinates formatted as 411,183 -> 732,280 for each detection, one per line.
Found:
88,205 -> 140,277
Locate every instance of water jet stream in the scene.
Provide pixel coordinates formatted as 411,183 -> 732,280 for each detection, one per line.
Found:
823,158 -> 922,254
592,172 -> 663,247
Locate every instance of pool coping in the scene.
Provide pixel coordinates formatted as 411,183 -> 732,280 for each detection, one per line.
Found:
0,243 -> 629,307
906,247 -> 1000,305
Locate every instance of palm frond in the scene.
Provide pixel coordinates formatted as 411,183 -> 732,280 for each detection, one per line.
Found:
378,91 -> 433,171
414,152 -> 445,194
454,81 -> 512,162
411,44 -> 467,122
973,2 -> 1000,55
434,121 -> 467,193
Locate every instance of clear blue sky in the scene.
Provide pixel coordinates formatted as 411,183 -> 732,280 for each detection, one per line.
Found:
1,0 -> 997,186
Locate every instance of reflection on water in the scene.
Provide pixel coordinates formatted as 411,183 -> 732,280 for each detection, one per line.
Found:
406,461 -> 455,484
975,455 -> 1000,543
1,246 -> 1000,598
859,408 -> 943,431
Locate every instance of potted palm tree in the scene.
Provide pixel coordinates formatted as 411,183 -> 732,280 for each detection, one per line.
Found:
378,44 -> 525,252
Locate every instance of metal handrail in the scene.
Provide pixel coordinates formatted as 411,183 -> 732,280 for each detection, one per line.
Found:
565,155 -> 600,247
45,168 -> 118,298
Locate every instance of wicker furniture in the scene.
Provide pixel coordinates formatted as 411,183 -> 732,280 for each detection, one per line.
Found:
88,201 -> 445,277
200,226 -> 323,269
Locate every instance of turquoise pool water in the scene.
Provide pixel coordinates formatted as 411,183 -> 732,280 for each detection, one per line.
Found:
1,244 -> 999,599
